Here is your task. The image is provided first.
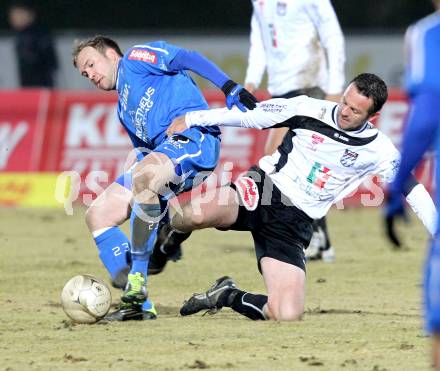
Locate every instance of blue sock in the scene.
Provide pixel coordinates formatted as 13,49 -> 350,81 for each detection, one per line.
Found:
94,227 -> 131,284
130,204 -> 161,277
130,256 -> 149,277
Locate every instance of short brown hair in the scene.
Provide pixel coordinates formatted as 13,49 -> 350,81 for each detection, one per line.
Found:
72,35 -> 123,67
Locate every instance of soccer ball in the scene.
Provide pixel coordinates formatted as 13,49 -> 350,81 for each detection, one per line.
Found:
61,274 -> 112,324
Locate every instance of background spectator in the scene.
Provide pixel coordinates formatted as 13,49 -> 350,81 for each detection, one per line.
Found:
8,1 -> 58,88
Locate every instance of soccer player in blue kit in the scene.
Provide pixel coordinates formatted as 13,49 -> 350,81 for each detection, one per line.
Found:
385,1 -> 440,367
73,36 -> 257,320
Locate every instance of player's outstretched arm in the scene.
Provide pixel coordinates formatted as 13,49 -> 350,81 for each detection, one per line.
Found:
167,98 -> 302,136
385,93 -> 440,246
169,49 -> 257,111
385,176 -> 437,247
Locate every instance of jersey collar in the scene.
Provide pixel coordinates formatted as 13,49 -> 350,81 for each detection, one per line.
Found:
332,105 -> 370,134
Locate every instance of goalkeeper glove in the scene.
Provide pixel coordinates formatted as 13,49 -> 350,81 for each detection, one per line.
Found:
221,80 -> 258,112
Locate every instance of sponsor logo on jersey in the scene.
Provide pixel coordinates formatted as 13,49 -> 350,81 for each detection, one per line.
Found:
340,149 -> 359,167
277,1 -> 287,16
133,86 -> 155,142
318,108 -> 327,120
235,176 -> 259,211
292,174 -> 325,199
120,84 -> 130,112
261,103 -> 287,113
308,133 -> 324,151
128,49 -> 157,64
334,132 -> 349,142
307,162 -> 331,189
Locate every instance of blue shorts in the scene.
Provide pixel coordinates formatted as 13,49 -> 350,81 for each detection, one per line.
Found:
115,128 -> 220,198
424,236 -> 440,334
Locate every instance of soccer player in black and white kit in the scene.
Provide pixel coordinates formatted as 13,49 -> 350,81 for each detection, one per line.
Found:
162,73 -> 436,321
244,0 -> 346,261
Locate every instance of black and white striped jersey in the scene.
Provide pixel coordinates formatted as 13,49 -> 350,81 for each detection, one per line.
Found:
186,96 -> 401,219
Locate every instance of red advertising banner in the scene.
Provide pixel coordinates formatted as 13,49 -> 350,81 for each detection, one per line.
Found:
0,90 -> 51,172
40,91 -> 129,197
0,88 -> 432,207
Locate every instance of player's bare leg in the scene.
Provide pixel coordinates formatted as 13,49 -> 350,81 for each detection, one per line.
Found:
172,185 -> 239,232
177,185 -> 305,321
180,256 -> 305,321
86,146 -> 138,230
85,182 -> 132,232
260,257 -> 306,320
149,185 -> 239,274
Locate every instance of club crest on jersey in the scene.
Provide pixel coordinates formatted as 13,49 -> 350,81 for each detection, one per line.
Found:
128,49 -> 157,64
277,1 -> 287,16
340,149 -> 359,167
235,176 -> 259,211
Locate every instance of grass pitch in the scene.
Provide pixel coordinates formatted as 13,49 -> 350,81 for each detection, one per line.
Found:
0,206 -> 432,370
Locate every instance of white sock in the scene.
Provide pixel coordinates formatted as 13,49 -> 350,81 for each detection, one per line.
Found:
92,227 -> 113,238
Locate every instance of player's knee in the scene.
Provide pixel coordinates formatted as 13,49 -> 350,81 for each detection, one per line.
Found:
280,305 -> 304,321
267,296 -> 303,321
132,167 -> 154,195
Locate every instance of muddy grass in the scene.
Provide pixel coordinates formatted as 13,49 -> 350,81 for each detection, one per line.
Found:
0,206 -> 431,370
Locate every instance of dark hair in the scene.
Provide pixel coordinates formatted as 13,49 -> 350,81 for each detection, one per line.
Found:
72,35 -> 123,67
350,73 -> 388,114
9,0 -> 36,12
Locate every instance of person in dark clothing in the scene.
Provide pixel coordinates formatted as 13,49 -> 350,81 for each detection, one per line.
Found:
8,1 -> 58,87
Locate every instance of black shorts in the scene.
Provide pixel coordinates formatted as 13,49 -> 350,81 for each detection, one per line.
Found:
226,166 -> 313,272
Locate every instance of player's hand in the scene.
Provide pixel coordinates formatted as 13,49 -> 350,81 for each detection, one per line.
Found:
221,80 -> 258,112
384,191 -> 407,248
167,115 -> 188,137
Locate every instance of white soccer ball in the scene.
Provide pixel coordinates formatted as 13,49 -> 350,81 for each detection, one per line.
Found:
60,274 -> 112,324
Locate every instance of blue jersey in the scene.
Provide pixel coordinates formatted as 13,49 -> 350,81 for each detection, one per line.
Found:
390,12 -> 440,197
405,12 -> 440,96
115,40 -> 220,149
390,11 -> 440,335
